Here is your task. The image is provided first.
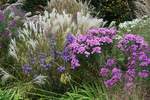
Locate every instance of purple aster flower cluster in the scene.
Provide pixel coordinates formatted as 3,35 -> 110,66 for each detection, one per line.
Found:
57,66 -> 65,73
100,58 -> 122,88
104,68 -> 122,88
38,53 -> 52,70
118,34 -> 150,79
100,34 -> 150,89
64,28 -> 117,69
22,64 -> 32,74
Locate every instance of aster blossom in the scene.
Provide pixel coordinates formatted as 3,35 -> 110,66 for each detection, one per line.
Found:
100,33 -> 150,89
64,28 -> 117,69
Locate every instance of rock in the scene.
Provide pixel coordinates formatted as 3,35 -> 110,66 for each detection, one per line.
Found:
129,0 -> 150,18
3,2 -> 26,17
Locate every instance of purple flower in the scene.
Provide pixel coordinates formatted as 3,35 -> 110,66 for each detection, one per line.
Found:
139,61 -> 149,67
86,38 -> 100,47
138,70 -> 149,78
100,67 -> 109,77
22,64 -> 32,74
57,66 -> 65,73
104,77 -> 118,88
106,58 -> 116,67
92,47 -> 101,54
65,28 -> 116,69
66,33 -> 75,44
39,54 -> 46,64
71,57 -> 80,69
41,64 -> 51,70
62,47 -> 71,61
40,58 -> 46,65
118,34 -> 148,53
77,34 -> 87,42
77,46 -> 86,54
112,68 -> 122,80
0,10 -> 4,22
125,68 -> 136,82
139,52 -> 148,61
31,58 -> 35,64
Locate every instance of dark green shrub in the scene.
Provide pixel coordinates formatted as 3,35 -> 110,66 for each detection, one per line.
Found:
86,0 -> 135,24
8,0 -> 17,4
23,0 -> 48,12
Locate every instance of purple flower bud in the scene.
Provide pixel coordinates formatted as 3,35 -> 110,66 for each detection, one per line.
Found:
100,67 -> 109,77
66,33 -> 75,44
104,77 -> 118,88
92,47 -> 101,54
112,68 -> 122,80
41,64 -> 51,70
22,64 -> 32,74
106,58 -> 116,67
138,70 -> 149,78
57,66 -> 65,73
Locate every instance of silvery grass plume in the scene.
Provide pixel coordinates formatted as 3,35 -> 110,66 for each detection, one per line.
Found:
32,75 -> 47,85
9,39 -> 18,60
8,8 -> 106,65
47,0 -> 92,15
25,9 -> 105,35
0,67 -> 15,85
23,9 -> 105,50
119,16 -> 149,32
9,28 -> 39,61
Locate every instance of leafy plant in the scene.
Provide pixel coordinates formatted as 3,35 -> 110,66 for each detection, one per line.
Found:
85,0 -> 134,24
119,16 -> 150,43
61,81 -> 109,100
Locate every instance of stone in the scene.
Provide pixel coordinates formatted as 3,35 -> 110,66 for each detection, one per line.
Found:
130,0 -> 150,18
3,2 -> 26,17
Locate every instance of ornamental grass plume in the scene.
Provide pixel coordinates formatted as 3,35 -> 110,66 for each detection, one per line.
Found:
47,0 -> 92,15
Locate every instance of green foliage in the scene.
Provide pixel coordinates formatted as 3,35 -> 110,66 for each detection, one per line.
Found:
8,0 -> 17,4
0,88 -> 23,100
1,0 -> 150,99
0,0 -> 7,5
61,81 -> 109,100
23,0 -> 48,12
86,0 -> 134,24
0,89 -> 11,100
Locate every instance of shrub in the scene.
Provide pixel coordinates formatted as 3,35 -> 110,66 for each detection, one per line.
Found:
23,0 -> 48,12
63,27 -> 150,92
7,9 -> 105,96
85,0 -> 134,24
99,34 -> 150,91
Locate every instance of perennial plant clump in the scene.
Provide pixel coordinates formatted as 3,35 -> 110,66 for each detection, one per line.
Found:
100,34 -> 150,90
2,0 -> 150,99
0,10 -> 19,65
64,28 -> 117,69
